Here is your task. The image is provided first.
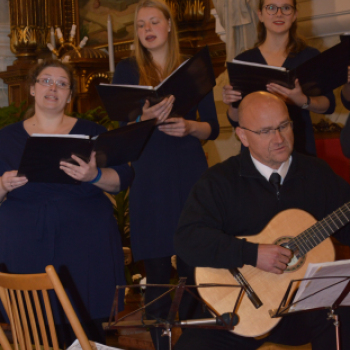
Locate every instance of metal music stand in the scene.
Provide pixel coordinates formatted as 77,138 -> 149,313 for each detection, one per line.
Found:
104,277 -> 243,350
269,275 -> 350,350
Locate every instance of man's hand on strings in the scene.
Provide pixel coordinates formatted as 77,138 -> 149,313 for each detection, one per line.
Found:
256,244 -> 292,275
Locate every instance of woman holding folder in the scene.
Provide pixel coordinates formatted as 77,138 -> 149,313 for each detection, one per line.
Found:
223,0 -> 335,156
113,0 -> 219,348
0,59 -> 134,345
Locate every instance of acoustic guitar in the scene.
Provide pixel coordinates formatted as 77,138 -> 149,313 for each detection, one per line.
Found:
195,203 -> 350,338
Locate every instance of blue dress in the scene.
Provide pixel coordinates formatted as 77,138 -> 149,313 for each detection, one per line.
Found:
232,47 -> 336,156
113,58 -> 219,261
0,118 -> 134,323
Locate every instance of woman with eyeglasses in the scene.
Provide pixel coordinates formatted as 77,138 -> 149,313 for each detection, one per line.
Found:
223,0 -> 335,156
0,59 -> 134,345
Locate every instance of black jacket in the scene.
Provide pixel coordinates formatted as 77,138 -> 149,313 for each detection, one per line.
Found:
175,147 -> 350,269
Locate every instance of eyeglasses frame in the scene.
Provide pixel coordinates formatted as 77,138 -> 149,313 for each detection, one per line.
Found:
264,4 -> 296,16
239,120 -> 294,137
36,77 -> 71,90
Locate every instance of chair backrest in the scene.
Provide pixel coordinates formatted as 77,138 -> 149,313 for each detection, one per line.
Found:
0,265 -> 92,350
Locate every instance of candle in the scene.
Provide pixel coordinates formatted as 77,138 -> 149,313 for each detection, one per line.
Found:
107,14 -> 115,73
56,28 -> 63,40
70,24 -> 77,39
79,36 -> 89,49
50,27 -> 56,59
50,27 -> 56,49
56,28 -> 64,45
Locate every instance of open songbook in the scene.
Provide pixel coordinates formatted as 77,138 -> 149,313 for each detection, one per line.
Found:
227,33 -> 350,98
18,119 -> 156,184
291,260 -> 350,311
96,46 -> 216,122
269,259 -> 350,319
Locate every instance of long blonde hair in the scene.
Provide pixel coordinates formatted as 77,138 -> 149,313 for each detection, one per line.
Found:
133,0 -> 181,86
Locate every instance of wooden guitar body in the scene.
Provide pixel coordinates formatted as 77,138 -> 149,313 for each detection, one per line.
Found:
195,209 -> 335,338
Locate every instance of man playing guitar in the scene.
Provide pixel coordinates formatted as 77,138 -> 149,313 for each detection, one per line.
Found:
174,91 -> 350,350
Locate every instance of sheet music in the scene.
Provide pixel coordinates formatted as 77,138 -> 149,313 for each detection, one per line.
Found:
67,339 -> 124,350
291,260 -> 350,311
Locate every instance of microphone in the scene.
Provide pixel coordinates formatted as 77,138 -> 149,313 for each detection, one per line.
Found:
179,312 -> 238,327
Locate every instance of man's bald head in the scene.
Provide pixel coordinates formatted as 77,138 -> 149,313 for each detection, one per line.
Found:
235,91 -> 294,169
238,91 -> 288,126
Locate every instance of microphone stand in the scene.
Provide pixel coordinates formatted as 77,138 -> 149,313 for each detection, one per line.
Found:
107,277 -> 243,349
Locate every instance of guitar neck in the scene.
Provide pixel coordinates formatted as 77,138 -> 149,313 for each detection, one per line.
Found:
289,202 -> 350,257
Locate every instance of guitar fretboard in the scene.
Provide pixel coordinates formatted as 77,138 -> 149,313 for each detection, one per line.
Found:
288,202 -> 350,257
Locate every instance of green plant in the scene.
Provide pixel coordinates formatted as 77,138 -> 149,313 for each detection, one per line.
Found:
70,106 -> 120,130
113,189 -> 130,247
0,101 -> 29,129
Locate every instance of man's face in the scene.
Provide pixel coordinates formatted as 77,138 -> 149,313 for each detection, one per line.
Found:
236,95 -> 294,169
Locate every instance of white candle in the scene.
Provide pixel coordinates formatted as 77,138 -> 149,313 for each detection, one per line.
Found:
56,28 -> 63,40
79,36 -> 89,49
107,14 -> 115,73
50,27 -> 56,49
70,24 -> 77,39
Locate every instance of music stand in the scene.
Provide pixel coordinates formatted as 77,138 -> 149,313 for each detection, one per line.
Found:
269,261 -> 350,350
105,277 -> 243,350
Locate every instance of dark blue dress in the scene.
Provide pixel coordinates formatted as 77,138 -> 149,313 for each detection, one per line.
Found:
0,118 -> 134,323
232,47 -> 336,156
113,58 -> 219,261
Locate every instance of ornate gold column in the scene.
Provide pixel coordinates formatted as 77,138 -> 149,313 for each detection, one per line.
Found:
36,0 -> 48,54
9,0 -> 40,64
0,0 -> 69,107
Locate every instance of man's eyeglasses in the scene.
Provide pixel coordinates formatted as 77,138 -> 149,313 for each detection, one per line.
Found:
264,4 -> 295,15
240,121 -> 293,138
36,77 -> 70,90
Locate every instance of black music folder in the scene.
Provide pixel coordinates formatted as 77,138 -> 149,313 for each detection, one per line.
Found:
96,45 -> 216,122
227,33 -> 350,98
18,119 -> 156,184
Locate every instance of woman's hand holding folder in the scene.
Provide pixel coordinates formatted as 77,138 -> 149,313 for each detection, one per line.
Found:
141,95 -> 175,124
222,84 -> 242,105
60,151 -> 99,183
266,78 -> 307,106
0,170 -> 28,201
222,85 -> 242,123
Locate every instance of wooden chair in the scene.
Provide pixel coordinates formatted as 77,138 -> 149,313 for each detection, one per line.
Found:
0,265 -> 92,350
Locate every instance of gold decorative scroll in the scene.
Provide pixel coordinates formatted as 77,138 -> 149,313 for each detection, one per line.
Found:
8,0 -> 78,59
9,0 -> 39,57
167,0 -> 206,23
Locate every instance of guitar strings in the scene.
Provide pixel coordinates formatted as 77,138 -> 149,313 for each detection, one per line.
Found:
284,202 -> 350,257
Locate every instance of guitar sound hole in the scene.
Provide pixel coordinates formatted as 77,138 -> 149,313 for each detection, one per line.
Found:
274,236 -> 306,273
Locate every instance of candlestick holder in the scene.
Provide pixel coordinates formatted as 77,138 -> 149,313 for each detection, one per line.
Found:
47,25 -> 88,60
